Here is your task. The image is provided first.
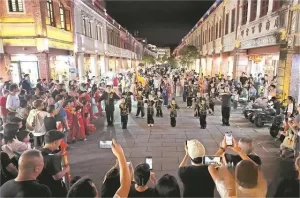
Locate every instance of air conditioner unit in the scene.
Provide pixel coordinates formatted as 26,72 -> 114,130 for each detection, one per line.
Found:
0,39 -> 4,54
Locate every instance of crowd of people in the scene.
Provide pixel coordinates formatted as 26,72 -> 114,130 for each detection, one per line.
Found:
0,64 -> 299,198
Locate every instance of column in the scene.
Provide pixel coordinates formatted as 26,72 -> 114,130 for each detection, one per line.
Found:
0,54 -> 11,80
77,53 -> 85,81
99,56 -> 105,76
37,53 -> 50,81
277,48 -> 293,99
90,55 -> 98,77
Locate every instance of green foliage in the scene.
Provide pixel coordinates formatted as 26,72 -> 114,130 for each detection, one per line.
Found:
162,55 -> 168,62
142,55 -> 155,65
167,56 -> 178,69
179,45 -> 198,67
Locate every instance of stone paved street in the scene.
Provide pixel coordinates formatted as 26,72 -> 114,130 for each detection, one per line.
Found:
68,98 -> 281,193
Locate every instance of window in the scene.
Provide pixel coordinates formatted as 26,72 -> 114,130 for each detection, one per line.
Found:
211,26 -> 213,41
82,17 -> 87,36
64,9 -> 71,31
47,0 -> 55,26
208,28 -> 211,42
242,0 -> 248,25
59,3 -> 65,30
273,0 -> 284,11
96,25 -> 102,41
260,0 -> 269,17
231,9 -> 235,33
8,0 -> 24,12
215,22 -> 218,39
225,13 -> 229,35
219,20 -> 222,38
250,0 -> 257,22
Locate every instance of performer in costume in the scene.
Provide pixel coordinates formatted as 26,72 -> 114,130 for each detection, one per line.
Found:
186,81 -> 194,108
145,94 -> 155,127
135,90 -> 145,118
199,97 -> 209,129
194,92 -> 202,118
167,98 -> 180,127
64,99 -> 76,144
122,87 -> 133,113
155,91 -> 163,117
119,97 -> 129,129
99,85 -> 120,126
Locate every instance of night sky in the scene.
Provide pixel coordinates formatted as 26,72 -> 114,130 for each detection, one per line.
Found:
106,0 -> 213,49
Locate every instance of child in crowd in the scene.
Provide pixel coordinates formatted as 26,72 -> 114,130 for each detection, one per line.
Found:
135,90 -> 145,118
73,106 -> 87,141
84,113 -> 96,133
194,92 -> 202,118
119,98 -> 129,129
155,91 -> 163,117
64,99 -> 76,144
199,97 -> 208,129
167,98 -> 180,127
122,87 -> 133,114
207,95 -> 215,115
145,94 -> 155,127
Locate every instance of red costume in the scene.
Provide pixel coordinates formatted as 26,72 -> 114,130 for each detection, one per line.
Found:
65,107 -> 75,142
94,92 -> 104,116
85,118 -> 96,133
73,111 -> 86,140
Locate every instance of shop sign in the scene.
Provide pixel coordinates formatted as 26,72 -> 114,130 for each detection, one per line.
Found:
69,68 -> 78,73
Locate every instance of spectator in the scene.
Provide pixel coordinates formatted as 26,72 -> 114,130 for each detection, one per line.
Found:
248,84 -> 257,99
67,176 -> 99,198
0,90 -> 9,124
154,174 -> 181,197
101,161 -> 121,198
36,79 -> 44,92
0,150 -> 52,197
178,139 -> 215,197
6,84 -> 20,112
225,138 -> 262,166
37,130 -> 69,197
1,123 -> 31,159
129,163 -> 155,197
44,105 -> 57,132
208,138 -> 267,198
285,96 -> 296,118
21,74 -> 32,95
239,72 -> 247,85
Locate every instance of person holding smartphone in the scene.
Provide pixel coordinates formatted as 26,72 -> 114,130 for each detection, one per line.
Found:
178,139 -> 215,198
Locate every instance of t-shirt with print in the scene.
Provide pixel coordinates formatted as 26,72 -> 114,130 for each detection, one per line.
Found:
178,165 -> 215,197
0,180 -> 51,197
128,184 -> 154,197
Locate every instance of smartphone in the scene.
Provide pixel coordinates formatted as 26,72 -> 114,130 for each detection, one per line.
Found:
203,155 -> 222,166
145,156 -> 153,170
225,131 -> 233,146
99,141 -> 112,149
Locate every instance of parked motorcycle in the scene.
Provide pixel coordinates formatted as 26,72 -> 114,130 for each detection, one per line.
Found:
269,114 -> 284,138
249,108 -> 265,123
254,106 -> 277,127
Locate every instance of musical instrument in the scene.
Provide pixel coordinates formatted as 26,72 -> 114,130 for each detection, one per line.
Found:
60,141 -> 71,189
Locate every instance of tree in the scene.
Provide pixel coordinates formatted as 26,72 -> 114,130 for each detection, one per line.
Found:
167,56 -> 178,69
162,55 -> 168,63
142,55 -> 155,66
179,45 -> 198,68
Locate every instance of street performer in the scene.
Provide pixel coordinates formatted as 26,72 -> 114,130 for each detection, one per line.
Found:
122,87 -> 133,113
145,94 -> 155,127
155,91 -> 163,117
119,97 -> 129,129
135,90 -> 145,118
99,85 -> 120,126
186,81 -> 194,108
167,98 -> 180,127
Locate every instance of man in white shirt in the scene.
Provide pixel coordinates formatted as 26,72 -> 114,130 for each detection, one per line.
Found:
153,76 -> 161,94
6,84 -> 20,112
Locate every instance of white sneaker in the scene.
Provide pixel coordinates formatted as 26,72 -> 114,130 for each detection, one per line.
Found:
151,124 -> 153,127
148,124 -> 150,127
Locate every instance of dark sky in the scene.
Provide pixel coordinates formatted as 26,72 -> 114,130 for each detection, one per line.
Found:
106,0 -> 213,49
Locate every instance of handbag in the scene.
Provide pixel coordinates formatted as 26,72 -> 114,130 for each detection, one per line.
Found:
282,129 -> 296,150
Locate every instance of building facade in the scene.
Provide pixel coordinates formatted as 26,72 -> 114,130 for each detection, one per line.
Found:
174,0 -> 300,99
0,0 -> 156,83
0,0 -> 74,85
157,47 -> 171,58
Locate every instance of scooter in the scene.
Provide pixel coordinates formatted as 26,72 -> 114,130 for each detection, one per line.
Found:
269,114 -> 284,138
254,105 -> 277,127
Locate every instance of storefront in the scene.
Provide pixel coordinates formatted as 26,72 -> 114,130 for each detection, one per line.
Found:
290,54 -> 300,102
247,46 -> 280,79
10,55 -> 39,86
108,57 -> 116,71
49,56 -> 76,81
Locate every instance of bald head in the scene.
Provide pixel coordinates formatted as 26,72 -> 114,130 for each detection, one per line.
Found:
19,150 -> 44,176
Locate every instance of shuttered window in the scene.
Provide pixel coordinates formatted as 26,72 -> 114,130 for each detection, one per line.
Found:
8,0 -> 24,12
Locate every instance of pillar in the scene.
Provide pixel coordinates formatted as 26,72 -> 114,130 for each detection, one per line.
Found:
99,56 -> 105,76
77,53 -> 85,81
277,48 -> 293,100
90,55 -> 98,78
37,53 -> 50,81
0,54 -> 11,80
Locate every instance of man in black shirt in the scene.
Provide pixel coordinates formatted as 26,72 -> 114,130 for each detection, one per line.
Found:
240,72 -> 248,85
129,163 -> 154,197
178,139 -> 215,197
220,88 -> 232,126
99,85 -> 120,126
38,130 -> 69,197
0,150 -> 51,197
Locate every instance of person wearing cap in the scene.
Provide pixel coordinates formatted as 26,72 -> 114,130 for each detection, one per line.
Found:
178,139 -> 215,197
99,85 -> 120,126
37,130 -> 69,197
